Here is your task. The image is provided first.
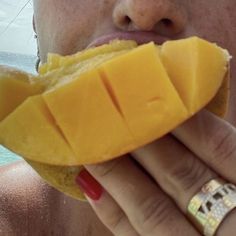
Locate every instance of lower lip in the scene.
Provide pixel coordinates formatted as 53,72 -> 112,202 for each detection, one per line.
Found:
86,32 -> 168,48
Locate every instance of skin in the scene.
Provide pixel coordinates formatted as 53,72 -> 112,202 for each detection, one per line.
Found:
1,0 -> 236,235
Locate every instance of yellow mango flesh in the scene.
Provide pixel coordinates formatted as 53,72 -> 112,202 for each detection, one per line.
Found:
44,69 -> 135,164
160,37 -> 229,114
39,40 -> 137,75
0,42 -> 137,200
99,43 -> 188,144
0,37 -> 229,167
42,50 -> 131,90
0,95 -> 78,166
0,66 -> 43,121
0,37 -> 230,201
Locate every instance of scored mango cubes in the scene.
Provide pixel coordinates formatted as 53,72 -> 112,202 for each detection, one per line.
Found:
0,37 -> 230,166
160,37 -> 229,114
99,42 -> 188,144
43,69 -> 135,165
0,95 -> 78,166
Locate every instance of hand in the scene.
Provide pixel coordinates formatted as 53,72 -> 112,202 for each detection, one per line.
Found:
77,110 -> 236,236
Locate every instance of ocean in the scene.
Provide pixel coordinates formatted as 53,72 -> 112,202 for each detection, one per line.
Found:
0,146 -> 21,165
0,51 -> 37,165
0,51 -> 37,74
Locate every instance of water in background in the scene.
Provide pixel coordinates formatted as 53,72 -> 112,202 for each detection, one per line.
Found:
0,146 -> 21,165
0,51 -> 37,74
0,51 -> 37,165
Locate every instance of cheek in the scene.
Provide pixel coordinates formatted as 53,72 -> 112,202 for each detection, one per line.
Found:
35,0 -> 98,61
186,1 -> 236,49
50,15 -> 96,56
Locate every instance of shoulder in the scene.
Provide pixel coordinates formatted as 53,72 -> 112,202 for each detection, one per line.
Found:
0,161 -> 57,235
0,161 -> 112,236
0,160 -> 52,204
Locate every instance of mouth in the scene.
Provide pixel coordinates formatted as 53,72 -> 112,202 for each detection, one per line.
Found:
86,31 -> 170,48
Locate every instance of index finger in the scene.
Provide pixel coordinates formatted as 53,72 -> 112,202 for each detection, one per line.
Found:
85,156 -> 200,236
172,109 -> 236,183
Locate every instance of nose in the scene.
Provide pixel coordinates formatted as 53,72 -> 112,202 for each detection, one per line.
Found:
113,0 -> 188,36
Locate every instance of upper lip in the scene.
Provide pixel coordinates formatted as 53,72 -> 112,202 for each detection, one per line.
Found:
86,31 -> 170,48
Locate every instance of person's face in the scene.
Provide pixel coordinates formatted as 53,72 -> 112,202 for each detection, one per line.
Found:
33,0 -> 236,124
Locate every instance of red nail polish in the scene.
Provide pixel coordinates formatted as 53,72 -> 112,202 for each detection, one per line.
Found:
76,169 -> 103,201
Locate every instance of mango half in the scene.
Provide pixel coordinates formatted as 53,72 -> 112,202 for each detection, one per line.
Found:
0,40 -> 137,201
0,37 -> 230,200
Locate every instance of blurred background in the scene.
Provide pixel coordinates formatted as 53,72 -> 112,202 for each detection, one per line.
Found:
0,0 -> 37,74
0,0 -> 36,164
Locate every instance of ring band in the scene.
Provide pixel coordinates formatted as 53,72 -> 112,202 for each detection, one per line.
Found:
187,178 -> 236,236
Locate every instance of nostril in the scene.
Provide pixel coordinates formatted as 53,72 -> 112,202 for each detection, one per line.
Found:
122,15 -> 131,25
161,18 -> 173,27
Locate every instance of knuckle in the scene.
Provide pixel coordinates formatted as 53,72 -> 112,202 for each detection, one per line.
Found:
170,155 -> 209,192
97,198 -> 135,236
105,210 -> 127,233
208,126 -> 236,165
135,194 -> 173,235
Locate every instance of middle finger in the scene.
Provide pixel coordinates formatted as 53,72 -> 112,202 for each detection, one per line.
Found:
132,134 -> 217,213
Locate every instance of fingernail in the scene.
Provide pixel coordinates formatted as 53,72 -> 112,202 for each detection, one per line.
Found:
76,169 -> 103,201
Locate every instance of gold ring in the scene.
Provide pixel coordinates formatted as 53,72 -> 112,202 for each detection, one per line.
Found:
187,178 -> 236,236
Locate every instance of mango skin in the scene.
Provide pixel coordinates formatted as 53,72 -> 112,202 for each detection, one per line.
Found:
206,69 -> 230,117
27,160 -> 86,201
